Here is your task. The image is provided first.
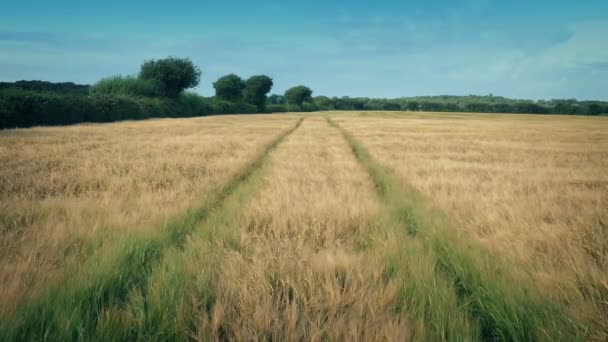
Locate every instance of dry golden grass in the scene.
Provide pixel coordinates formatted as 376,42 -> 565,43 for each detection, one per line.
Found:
2,111 -> 606,339
0,115 -> 298,315
336,111 -> 608,333
195,117 -> 411,341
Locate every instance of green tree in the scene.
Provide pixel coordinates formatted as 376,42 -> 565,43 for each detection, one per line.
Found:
243,75 -> 273,111
213,74 -> 245,102
314,96 -> 332,109
406,101 -> 419,111
284,86 -> 313,109
267,94 -> 285,105
139,57 -> 201,98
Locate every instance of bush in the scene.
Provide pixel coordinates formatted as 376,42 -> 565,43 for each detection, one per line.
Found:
90,76 -> 162,98
265,104 -> 288,113
209,98 -> 257,115
88,95 -> 143,122
301,101 -> 319,112
382,102 -> 401,111
0,98 -> 16,129
0,80 -> 89,95
173,93 -> 212,117
131,97 -> 167,119
0,89 -> 218,129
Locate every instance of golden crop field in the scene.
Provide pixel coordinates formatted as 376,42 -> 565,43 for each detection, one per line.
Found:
0,112 -> 606,340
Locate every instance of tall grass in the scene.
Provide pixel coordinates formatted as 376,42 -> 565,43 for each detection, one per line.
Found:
328,115 -> 588,340
336,111 -> 608,339
89,75 -> 162,97
90,119 -> 306,340
0,117 -> 303,340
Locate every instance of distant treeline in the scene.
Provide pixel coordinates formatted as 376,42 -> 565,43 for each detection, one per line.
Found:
0,80 -> 90,96
1,57 -> 607,129
0,57 -> 319,129
267,94 -> 608,116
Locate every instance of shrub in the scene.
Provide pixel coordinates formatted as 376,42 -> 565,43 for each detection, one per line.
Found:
0,80 -> 89,95
90,76 -> 162,98
382,102 -> 401,111
265,104 -> 288,113
209,99 -> 257,115
88,95 -> 143,122
301,101 -> 319,112
0,87 -> 228,129
0,98 -> 16,129
173,93 -> 212,117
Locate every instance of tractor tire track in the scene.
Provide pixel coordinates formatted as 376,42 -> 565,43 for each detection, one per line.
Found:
1,117 -> 304,341
326,115 -> 582,341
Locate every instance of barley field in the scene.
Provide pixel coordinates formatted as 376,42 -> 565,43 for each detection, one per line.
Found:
0,112 -> 606,340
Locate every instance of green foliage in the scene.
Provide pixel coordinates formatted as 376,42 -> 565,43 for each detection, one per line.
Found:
90,75 -> 162,98
301,101 -> 318,112
0,89 -> 214,129
4,54 -> 607,130
209,98 -> 257,115
243,75 -> 273,111
313,96 -> 332,110
284,85 -> 313,109
0,98 -> 14,128
139,57 -> 201,98
265,104 -> 288,113
310,95 -> 608,115
213,74 -> 245,102
176,92 -> 212,117
0,80 -> 89,95
267,94 -> 285,105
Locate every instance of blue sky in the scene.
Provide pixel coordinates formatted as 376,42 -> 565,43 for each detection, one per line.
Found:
1,1 -> 607,100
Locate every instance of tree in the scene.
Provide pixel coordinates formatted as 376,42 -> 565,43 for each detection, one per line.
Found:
243,75 -> 273,111
406,101 -> 419,111
213,74 -> 245,102
284,86 -> 312,109
314,96 -> 332,109
139,57 -> 201,98
267,94 -> 285,105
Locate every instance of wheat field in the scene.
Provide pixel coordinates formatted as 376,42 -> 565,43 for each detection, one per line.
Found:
0,112 -> 606,340
335,111 -> 608,338
0,115 -> 298,315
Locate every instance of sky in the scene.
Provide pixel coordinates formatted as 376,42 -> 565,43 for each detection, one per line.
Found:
1,0 -> 607,100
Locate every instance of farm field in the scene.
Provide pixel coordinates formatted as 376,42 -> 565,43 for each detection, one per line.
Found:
0,111 -> 607,340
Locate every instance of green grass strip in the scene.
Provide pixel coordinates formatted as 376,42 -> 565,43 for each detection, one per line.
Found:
324,116 -> 479,341
95,136 -> 274,340
327,116 -> 586,341
0,117 -> 304,341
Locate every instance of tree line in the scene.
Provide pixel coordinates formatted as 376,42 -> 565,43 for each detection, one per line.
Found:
1,57 -> 606,129
302,95 -> 608,116
0,57 -> 321,129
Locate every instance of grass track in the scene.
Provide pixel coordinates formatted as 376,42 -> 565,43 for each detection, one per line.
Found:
95,153 -> 273,340
0,117 -> 304,341
326,115 -> 587,341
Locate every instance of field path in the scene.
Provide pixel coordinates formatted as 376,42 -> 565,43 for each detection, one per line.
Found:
192,116 -> 412,340
328,115 -> 587,341
2,113 -> 598,340
0,117 -> 304,340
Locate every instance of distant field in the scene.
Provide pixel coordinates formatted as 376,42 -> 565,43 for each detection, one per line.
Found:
0,111 -> 606,340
